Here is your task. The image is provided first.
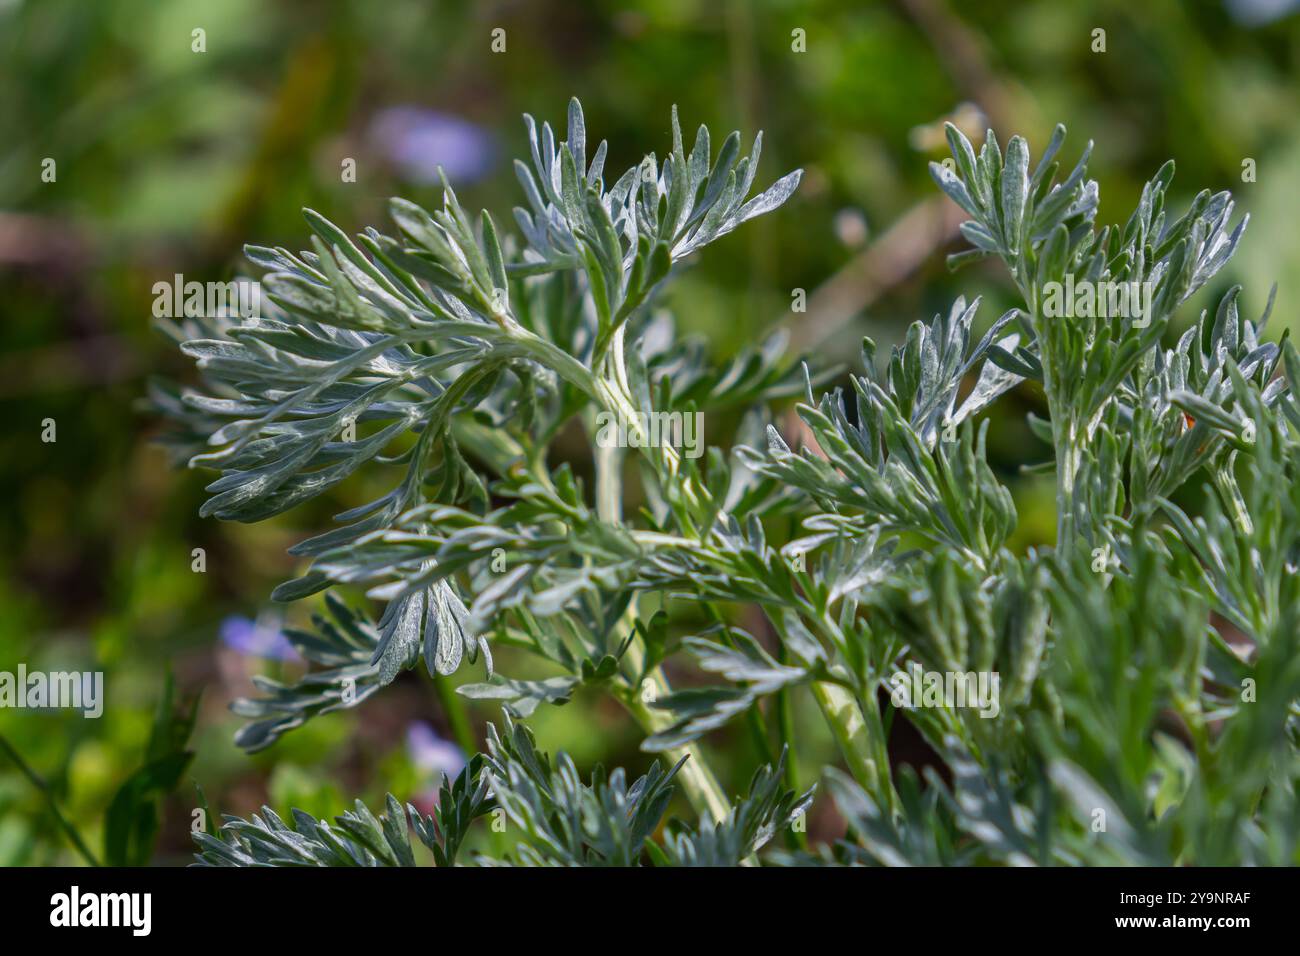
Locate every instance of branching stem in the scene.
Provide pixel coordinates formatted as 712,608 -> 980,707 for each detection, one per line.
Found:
0,734 -> 101,867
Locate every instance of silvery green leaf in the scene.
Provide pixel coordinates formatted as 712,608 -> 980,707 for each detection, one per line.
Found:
953,334 -> 1024,425
735,169 -> 802,225
1000,135 -> 1029,249
457,675 -> 578,717
372,588 -> 425,686
931,161 -> 980,218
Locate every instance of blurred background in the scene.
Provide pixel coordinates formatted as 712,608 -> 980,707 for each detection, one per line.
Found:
2,0 -> 1299,864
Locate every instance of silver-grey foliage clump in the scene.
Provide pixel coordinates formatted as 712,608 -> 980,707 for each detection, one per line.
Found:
165,100 -> 1300,866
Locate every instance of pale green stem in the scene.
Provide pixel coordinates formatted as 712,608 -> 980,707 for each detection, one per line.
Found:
490,310 -> 729,821
1023,278 -> 1087,559
622,670 -> 733,824
1036,317 -> 1081,558
627,531 -> 895,809
593,430 -> 731,826
770,609 -> 896,812
595,438 -> 624,529
0,734 -> 100,866
1057,431 -> 1081,558
453,313 -> 738,829
811,683 -> 895,813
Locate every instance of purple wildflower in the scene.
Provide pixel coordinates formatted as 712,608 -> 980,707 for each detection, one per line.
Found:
219,615 -> 299,662
1225,0 -> 1300,25
407,721 -> 467,783
369,107 -> 496,185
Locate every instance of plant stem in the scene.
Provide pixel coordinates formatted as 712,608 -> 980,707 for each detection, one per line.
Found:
622,679 -> 733,824
0,734 -> 101,866
593,433 -> 733,826
811,682 -> 896,813
1056,434 -> 1080,558
434,673 -> 477,757
503,320 -> 731,823
765,609 -> 895,811
594,437 -> 624,530
1038,325 -> 1080,559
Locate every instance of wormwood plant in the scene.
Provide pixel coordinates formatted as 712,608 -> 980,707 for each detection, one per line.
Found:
161,100 -> 1300,866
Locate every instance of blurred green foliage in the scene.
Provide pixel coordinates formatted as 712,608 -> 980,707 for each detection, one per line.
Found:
2,0 -> 1299,863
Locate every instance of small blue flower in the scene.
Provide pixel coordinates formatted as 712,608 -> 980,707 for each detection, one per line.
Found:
1225,0 -> 1300,25
219,615 -> 299,661
369,107 -> 497,185
406,721 -> 467,781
